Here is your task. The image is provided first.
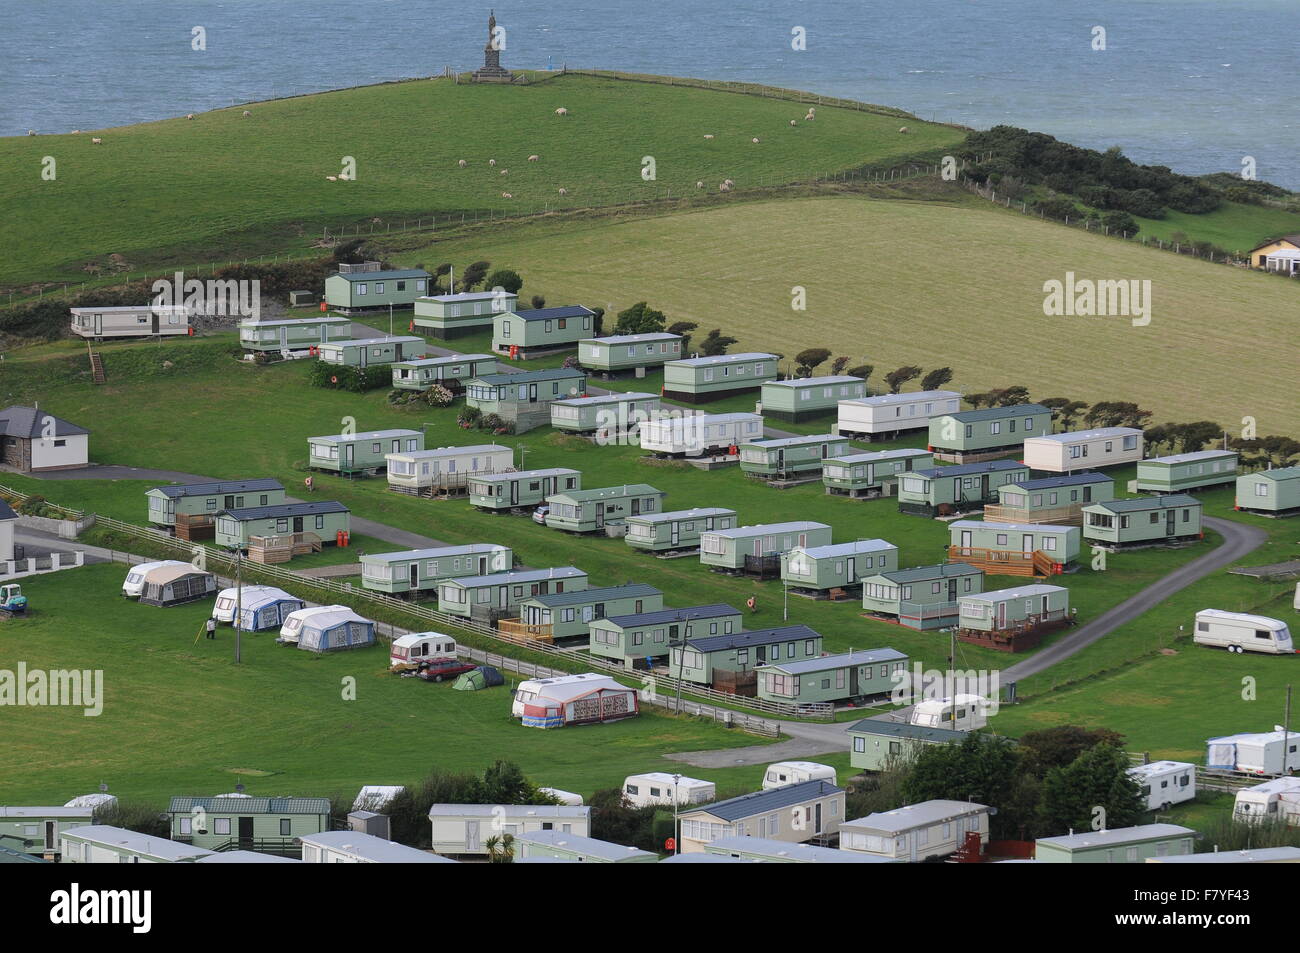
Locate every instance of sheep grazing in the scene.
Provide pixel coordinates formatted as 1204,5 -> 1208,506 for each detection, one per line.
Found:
527,154 -> 540,162
789,119 -> 798,126
719,182 -> 732,192
489,158 -> 497,167
554,107 -> 568,116
500,169 -> 509,175
71,129 -> 81,134
703,134 -> 714,140
723,178 -> 735,187
242,110 -> 251,117
186,114 -> 195,120
326,175 -> 338,181
558,188 -> 568,195
696,180 -> 704,189
26,130 -> 35,136
91,137 -> 103,144
898,126 -> 910,134
458,159 -> 467,168
501,192 -> 513,198
751,137 -> 760,143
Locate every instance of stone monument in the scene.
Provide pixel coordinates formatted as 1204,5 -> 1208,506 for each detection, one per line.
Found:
472,10 -> 514,83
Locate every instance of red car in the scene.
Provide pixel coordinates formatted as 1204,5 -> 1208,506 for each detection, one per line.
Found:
415,658 -> 477,683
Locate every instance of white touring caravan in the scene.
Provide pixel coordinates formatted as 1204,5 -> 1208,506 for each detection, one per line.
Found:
121,560 -> 188,598
277,605 -> 349,646
622,773 -> 716,808
389,632 -> 458,668
761,761 -> 837,791
910,694 -> 991,732
1193,610 -> 1294,655
1206,727 -> 1300,775
1232,777 -> 1300,825
1127,761 -> 1197,811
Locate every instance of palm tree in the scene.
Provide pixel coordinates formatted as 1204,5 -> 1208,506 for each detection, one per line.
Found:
485,833 -> 515,863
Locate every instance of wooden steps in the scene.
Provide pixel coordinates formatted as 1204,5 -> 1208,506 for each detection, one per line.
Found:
88,347 -> 106,384
248,532 -> 323,564
947,545 -> 1062,578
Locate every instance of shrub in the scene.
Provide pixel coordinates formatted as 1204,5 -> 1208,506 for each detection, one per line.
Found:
457,406 -> 482,428
424,383 -> 456,408
307,362 -> 390,392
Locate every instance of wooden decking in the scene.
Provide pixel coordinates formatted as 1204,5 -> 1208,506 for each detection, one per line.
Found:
947,545 -> 1061,578
248,532 -> 323,564
497,618 -> 554,643
956,611 -> 1073,652
982,504 -> 1082,526
174,513 -> 215,541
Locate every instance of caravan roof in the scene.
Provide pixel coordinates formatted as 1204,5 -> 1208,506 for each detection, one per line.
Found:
215,585 -> 295,608
705,521 -> 830,539
310,428 -> 421,443
142,565 -> 208,586
690,780 -> 841,822
1036,824 -> 1194,851
1196,610 -> 1290,631
842,799 -> 992,834
760,647 -> 906,676
517,831 -> 656,862
152,478 -> 284,499
522,673 -> 629,704
841,390 -> 961,408
444,566 -> 585,589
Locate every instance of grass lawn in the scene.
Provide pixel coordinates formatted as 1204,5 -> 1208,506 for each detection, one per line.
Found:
1133,201 -> 1300,257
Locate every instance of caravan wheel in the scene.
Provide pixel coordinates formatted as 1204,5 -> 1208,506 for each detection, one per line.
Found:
1230,644 -> 1243,654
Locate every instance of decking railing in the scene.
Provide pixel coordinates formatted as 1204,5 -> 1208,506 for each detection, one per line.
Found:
982,504 -> 1082,526
947,545 -> 1062,578
497,618 -> 554,643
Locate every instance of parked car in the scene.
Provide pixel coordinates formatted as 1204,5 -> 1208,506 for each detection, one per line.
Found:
532,505 -> 551,525
414,658 -> 477,683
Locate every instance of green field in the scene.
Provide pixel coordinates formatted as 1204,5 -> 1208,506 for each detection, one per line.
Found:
1134,201 -> 1300,257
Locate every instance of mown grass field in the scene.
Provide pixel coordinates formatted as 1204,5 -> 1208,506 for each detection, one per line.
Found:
1134,201 -> 1300,257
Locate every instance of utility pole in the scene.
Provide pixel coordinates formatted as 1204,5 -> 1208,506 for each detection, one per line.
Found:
1283,685 -> 1294,776
233,547 -> 243,664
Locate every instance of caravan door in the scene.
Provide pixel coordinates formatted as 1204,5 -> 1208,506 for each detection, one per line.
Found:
1022,534 -> 1035,555
408,564 -> 419,591
670,522 -> 679,546
279,326 -> 288,350
465,820 -> 481,852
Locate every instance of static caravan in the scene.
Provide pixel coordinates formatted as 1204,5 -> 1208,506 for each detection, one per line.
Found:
390,353 -> 498,391
1236,466 -> 1300,517
669,625 -> 824,688
0,405 -> 90,473
760,376 -> 867,423
298,830 -> 455,863
624,507 -> 737,553
492,305 -> 596,357
468,467 -> 581,511
957,584 -> 1071,651
640,411 -> 764,457
1082,494 -> 1203,548
1232,777 -> 1300,825
324,263 -> 430,314
948,519 -> 1081,573
146,478 -> 286,531
69,304 -> 190,339
549,392 -> 661,435
909,694 -> 991,732
756,647 -> 908,706
413,290 -> 518,339
700,521 -> 833,574
437,567 -> 588,622
762,762 -> 837,790
1193,610 -> 1294,655
861,563 -> 985,630
739,433 -> 850,479
389,632 -> 459,669
661,353 -> 779,403
823,448 -> 934,499
676,780 -> 845,853
167,796 -> 331,851
897,460 -> 1031,517
1147,847 -> 1300,864
428,804 -> 591,855
122,559 -> 188,597
505,583 -> 663,643
1023,427 -> 1144,473
927,403 -> 1052,463
1206,727 -> 1300,775
847,720 -> 968,772
623,773 -> 716,809
511,673 -> 640,729
840,800 -> 993,862
214,501 -> 351,550
317,335 -> 429,368
0,807 -> 94,859
1135,450 -> 1239,493
780,539 -> 898,593
543,484 -> 666,533
538,788 -> 585,807
309,428 -> 424,475
587,603 -> 743,667
59,825 -> 214,864
465,367 -> 587,433
578,332 -> 682,374
238,315 -> 351,353
1035,824 -> 1196,864
212,585 -> 304,631
706,836 -> 897,864
293,606 -> 376,653
836,390 -> 962,441
984,472 -> 1113,525
385,443 -> 513,495
1128,761 -> 1197,812
137,565 -> 217,607
360,543 -> 513,596
516,831 -> 657,864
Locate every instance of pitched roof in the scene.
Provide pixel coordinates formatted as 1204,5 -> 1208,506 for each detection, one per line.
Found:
0,406 -> 89,438
941,403 -> 1050,422
220,500 -> 349,520
684,780 -> 842,822
599,603 -> 741,629
682,624 -> 820,654
506,305 -> 596,321
1246,467 -> 1300,482
0,499 -> 16,521
151,478 -> 284,499
167,796 -> 331,815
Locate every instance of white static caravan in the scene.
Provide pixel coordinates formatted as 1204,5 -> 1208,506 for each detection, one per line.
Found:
840,800 -> 993,862
639,412 -> 764,457
389,632 -> 459,668
1022,427 -> 1144,473
385,444 -> 514,494
428,804 -> 591,856
761,762 -> 837,791
121,560 -> 188,597
1193,610 -> 1295,655
835,390 -> 963,440
910,694 -> 990,732
211,585 -> 304,630
69,304 -> 190,339
352,786 -> 406,813
1206,727 -> 1300,775
1127,761 -> 1197,811
539,788 -> 584,807
1232,777 -> 1300,826
622,773 -> 717,808
298,830 -> 456,864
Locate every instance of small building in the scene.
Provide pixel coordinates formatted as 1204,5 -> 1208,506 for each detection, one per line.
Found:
69,304 -> 189,339
897,460 -> 1032,517
0,499 -> 14,563
167,796 -> 331,851
1263,248 -> 1300,275
469,467 -> 582,511
836,390 -> 963,441
324,262 -> 431,314
316,335 -> 429,367
504,583 -> 664,643
623,774 -> 717,808
0,807 -> 94,859
927,403 -> 1052,463
212,585 -> 304,631
516,831 -> 657,863
822,448 -> 934,499
513,674 -> 640,729
1235,466 -> 1300,517
146,479 -> 285,532
238,315 -> 351,352
550,392 -> 660,435
436,567 -> 587,622
983,472 -> 1114,525
1035,824 -> 1197,864
428,805 -> 591,855
780,539 -> 898,593
588,603 -> 743,667
543,484 -> 666,532
847,720 -> 968,772
639,411 -> 764,457
298,830 -> 455,863
861,563 -> 985,630
670,624 -> 824,689
0,405 -> 90,472
700,521 -> 834,574
292,606 -> 376,653
137,564 -> 218,607
309,428 -> 424,475
214,501 -> 351,550
625,507 -> 737,553
1246,233 -> 1300,269
705,836 -> 897,864
1082,494 -> 1203,548
760,376 -> 867,422
662,353 -> 779,403
1135,450 -> 1239,494
390,353 -> 498,391
948,519 -> 1081,575
756,647 -> 908,706
492,305 -> 596,357
1023,427 -> 1144,473
578,332 -> 682,374
677,780 -> 845,852
413,290 -> 518,339
385,443 -> 513,495
360,543 -> 513,596
840,799 -> 993,861
465,367 -> 587,433
739,433 -> 851,479
957,583 -> 1071,652
60,825 -> 214,864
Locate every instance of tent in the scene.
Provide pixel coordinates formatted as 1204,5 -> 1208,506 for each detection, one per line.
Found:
137,565 -> 217,607
452,666 -> 505,691
213,585 -> 305,630
296,606 -> 376,653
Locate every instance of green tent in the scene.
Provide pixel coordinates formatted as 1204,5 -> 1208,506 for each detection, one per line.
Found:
453,666 -> 504,691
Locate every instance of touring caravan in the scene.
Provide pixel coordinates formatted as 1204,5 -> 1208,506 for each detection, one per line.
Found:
1206,728 -> 1300,775
121,560 -> 188,597
622,773 -> 717,808
278,605 -> 347,646
1127,761 -> 1197,811
389,632 -> 458,669
1232,777 -> 1300,825
212,585 -> 304,631
910,694 -> 991,732
761,761 -> 837,791
1193,610 -> 1294,655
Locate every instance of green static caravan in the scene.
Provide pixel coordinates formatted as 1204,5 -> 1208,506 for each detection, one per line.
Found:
756,647 -> 908,706
848,720 -> 968,772
516,831 -> 657,863
984,471 -> 1114,526
390,353 -> 499,391
1135,450 -> 1239,494
308,428 -> 424,475
861,563 -> 985,630
360,543 -> 513,596
167,796 -> 331,852
436,566 -> 588,623
0,807 -> 94,859
238,315 -> 352,352
661,353 -> 780,404
492,305 -> 596,357
1022,427 -> 1145,473
509,583 -> 664,642
897,460 -> 1031,517
822,448 -> 934,499
465,367 -> 587,434
669,624 -> 824,687
146,478 -> 285,529
738,434 -> 851,480
550,392 -> 661,434
949,520 -> 1081,569
468,467 -> 581,511
578,332 -> 683,374
957,583 -> 1071,633
700,521 -> 833,574
760,376 -> 868,423
1082,494 -> 1203,549
385,444 -> 514,495
836,390 -> 963,441
60,825 -> 214,864
324,262 -> 431,314
624,507 -> 737,553
1236,466 -> 1300,517
543,483 -> 667,533
1035,824 -> 1197,864
316,335 -> 429,368
587,603 -> 743,667
413,290 -> 518,339
927,403 -> 1052,463
215,500 -> 351,549
781,539 -> 899,593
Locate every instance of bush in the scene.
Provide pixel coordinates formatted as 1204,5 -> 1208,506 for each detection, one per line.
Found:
424,383 -> 456,408
307,362 -> 390,392
457,406 -> 482,429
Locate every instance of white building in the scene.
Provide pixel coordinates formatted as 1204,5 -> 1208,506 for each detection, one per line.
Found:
0,406 -> 90,472
840,800 -> 993,862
